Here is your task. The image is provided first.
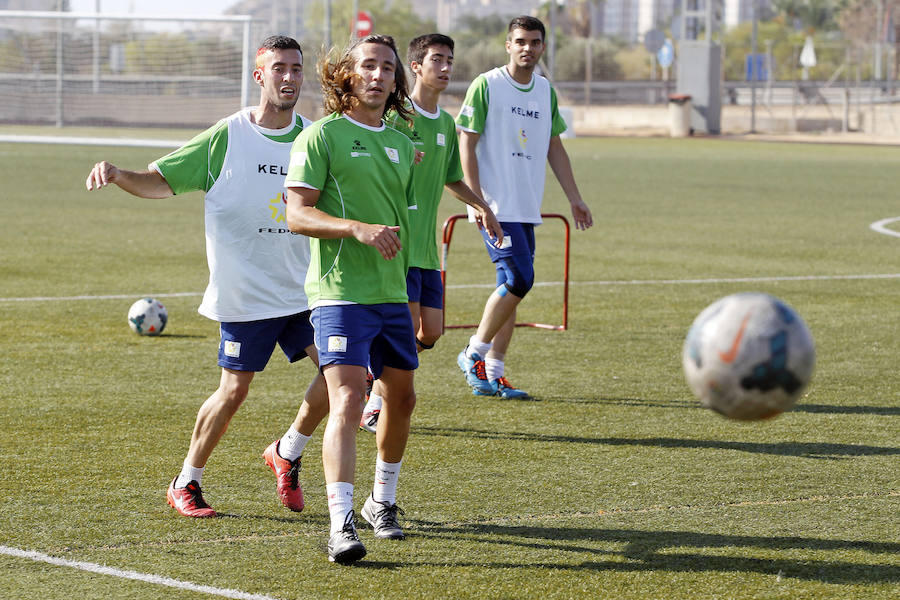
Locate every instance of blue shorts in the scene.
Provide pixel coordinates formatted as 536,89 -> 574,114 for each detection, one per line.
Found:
480,222 -> 536,297
218,311 -> 314,372
407,267 -> 443,309
311,303 -> 418,378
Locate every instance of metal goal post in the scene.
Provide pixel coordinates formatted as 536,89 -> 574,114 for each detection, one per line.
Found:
440,213 -> 570,332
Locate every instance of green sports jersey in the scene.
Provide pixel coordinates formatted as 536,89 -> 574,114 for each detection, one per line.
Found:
285,113 -> 417,305
387,102 -> 463,270
152,112 -> 308,194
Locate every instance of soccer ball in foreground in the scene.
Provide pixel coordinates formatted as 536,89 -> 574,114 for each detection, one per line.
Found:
682,292 -> 815,420
127,298 -> 167,336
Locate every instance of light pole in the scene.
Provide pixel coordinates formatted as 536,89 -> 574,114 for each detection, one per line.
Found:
750,0 -> 758,133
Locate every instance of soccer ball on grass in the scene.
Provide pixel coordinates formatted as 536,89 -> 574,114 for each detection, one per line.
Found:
682,292 -> 815,420
127,298 -> 167,336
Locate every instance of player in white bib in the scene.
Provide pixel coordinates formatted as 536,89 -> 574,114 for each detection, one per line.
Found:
85,36 -> 330,519
455,16 -> 594,399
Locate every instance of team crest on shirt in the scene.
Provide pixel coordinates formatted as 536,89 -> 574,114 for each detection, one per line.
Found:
517,128 -> 528,150
268,192 -> 287,223
436,133 -> 446,146
384,147 -> 400,163
513,128 -> 533,160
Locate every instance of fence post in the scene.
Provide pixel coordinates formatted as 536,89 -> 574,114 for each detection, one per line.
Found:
55,12 -> 63,128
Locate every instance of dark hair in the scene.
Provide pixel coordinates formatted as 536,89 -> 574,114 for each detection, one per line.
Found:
407,33 -> 455,66
257,35 -> 302,60
507,16 -> 545,41
318,34 -> 412,122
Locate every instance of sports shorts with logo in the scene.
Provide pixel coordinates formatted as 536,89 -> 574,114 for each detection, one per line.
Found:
218,311 -> 314,371
481,222 -> 536,294
311,303 -> 418,378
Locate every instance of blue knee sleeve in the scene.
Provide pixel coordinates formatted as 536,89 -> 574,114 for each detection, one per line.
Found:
497,257 -> 534,299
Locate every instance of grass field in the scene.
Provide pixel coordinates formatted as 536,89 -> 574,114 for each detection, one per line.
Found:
0,136 -> 898,599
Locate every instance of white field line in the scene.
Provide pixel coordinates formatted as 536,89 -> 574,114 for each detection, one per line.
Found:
870,216 -> 900,238
2,273 -> 899,303
443,272 -> 900,290
0,292 -> 202,303
0,545 -> 280,600
0,134 -> 185,148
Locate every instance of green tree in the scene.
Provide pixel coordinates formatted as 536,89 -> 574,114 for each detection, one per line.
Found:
721,19 -> 846,80
306,0 -> 434,51
772,0 -> 847,32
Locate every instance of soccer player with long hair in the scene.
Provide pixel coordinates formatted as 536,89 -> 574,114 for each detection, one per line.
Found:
284,34 -> 418,564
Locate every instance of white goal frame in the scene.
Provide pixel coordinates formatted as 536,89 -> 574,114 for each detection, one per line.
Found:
0,10 -> 253,128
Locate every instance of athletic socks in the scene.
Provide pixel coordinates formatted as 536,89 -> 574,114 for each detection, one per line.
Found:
278,426 -> 311,462
485,358 -> 504,382
174,461 -> 204,489
466,335 -> 492,360
372,458 -> 402,505
326,482 -> 355,535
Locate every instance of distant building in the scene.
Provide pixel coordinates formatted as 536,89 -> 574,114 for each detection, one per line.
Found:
414,0 -> 542,32
594,0 -> 772,43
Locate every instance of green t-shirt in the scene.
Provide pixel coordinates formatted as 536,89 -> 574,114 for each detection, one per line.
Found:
387,102 -> 463,270
285,113 -> 417,305
152,111 -> 308,194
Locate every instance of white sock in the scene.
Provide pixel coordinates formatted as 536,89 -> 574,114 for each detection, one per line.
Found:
326,482 -> 355,535
278,426 -> 310,462
364,392 -> 383,414
372,457 -> 402,505
485,358 -> 504,382
175,460 -> 204,489
466,335 -> 492,359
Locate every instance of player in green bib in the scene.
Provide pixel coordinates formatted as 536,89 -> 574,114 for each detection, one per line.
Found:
360,33 -> 503,434
284,34 -> 418,565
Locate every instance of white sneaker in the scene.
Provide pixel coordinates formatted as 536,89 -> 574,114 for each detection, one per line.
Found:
361,493 -> 405,539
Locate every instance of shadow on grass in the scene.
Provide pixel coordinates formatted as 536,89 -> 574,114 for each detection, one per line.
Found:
402,522 -> 900,584
214,512 -> 325,526
795,403 -> 900,416
412,425 -> 900,459
154,334 -> 207,339
549,396 -> 900,416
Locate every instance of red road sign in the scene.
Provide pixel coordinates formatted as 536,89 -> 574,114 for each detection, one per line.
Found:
355,11 -> 373,38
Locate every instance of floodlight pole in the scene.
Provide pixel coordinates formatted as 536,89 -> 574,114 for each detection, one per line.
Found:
352,0 -> 359,39
325,0 -> 332,48
548,1 -> 557,80
750,0 -> 758,133
92,0 -> 100,94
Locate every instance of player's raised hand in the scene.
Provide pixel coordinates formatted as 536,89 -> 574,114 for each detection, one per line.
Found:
354,223 -> 402,260
85,161 -> 120,191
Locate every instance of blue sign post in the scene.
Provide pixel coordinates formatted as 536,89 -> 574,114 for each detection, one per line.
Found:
657,40 -> 675,69
745,53 -> 767,81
